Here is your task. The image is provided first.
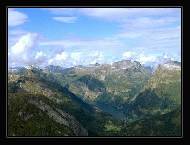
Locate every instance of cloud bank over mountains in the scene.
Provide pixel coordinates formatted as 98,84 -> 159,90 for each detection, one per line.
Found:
8,8 -> 181,68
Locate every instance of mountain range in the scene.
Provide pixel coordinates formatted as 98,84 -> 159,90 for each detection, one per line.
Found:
8,59 -> 181,136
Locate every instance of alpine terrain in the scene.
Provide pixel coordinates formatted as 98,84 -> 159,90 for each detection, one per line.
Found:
8,59 -> 181,136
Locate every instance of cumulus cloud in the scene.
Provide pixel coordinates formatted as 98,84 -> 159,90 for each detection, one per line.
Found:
9,32 -> 110,67
73,51 -> 105,66
122,50 -> 162,65
53,16 -> 77,23
39,37 -> 122,66
70,51 -> 104,66
123,51 -> 177,66
47,50 -> 105,67
8,8 -> 181,68
8,29 -> 29,48
8,33 -> 47,67
48,51 -> 68,65
8,9 -> 28,27
10,33 -> 38,55
35,51 -> 46,59
55,51 -> 68,61
137,54 -> 157,64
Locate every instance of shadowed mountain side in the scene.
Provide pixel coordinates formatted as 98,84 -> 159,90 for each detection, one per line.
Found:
8,59 -> 181,136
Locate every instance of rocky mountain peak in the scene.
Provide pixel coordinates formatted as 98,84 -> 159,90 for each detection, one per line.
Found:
160,60 -> 181,70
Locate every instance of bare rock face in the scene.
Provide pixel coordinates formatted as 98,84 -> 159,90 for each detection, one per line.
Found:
112,60 -> 134,70
28,97 -> 88,136
159,60 -> 181,71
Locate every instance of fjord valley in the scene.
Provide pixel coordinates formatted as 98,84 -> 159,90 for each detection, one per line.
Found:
8,59 -> 181,136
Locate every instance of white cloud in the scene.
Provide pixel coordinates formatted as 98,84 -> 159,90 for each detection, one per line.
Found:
73,51 -> 105,65
8,9 -> 28,27
80,8 -> 127,21
122,51 -> 158,64
48,58 -> 54,65
8,29 -> 29,48
47,50 -> 105,67
53,16 -> 77,23
8,8 -> 180,68
35,51 -> 46,59
44,8 -> 76,15
40,38 -> 122,66
117,25 -> 181,59
80,8 -> 180,22
48,51 -> 68,65
70,52 -> 81,65
120,17 -> 179,31
137,54 -> 157,64
8,33 -> 45,67
10,33 -> 38,55
122,50 -> 160,65
42,8 -> 180,59
55,51 -> 68,61
122,51 -> 136,59
140,26 -> 181,51
44,8 -> 180,22
70,52 -> 81,61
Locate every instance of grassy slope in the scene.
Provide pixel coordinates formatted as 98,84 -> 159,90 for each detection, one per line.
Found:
8,64 -> 181,136
122,107 -> 181,136
8,70 -> 124,136
8,93 -> 74,136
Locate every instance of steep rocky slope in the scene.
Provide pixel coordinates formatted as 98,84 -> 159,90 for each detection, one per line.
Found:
62,60 -> 152,119
8,68 -> 124,136
123,61 -> 181,122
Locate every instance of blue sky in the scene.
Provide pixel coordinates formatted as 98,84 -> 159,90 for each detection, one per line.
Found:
8,8 -> 181,68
